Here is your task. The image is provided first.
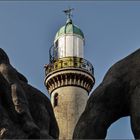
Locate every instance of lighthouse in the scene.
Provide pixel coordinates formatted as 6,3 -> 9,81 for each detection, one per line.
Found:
44,9 -> 95,139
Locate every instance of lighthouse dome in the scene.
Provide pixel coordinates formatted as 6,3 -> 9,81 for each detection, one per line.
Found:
54,19 -> 84,42
52,17 -> 85,60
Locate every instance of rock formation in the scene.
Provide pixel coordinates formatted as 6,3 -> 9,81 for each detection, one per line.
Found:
0,48 -> 59,139
73,49 -> 140,139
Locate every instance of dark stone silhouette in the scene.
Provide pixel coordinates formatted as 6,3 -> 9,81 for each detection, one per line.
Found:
0,48 -> 59,139
73,49 -> 140,139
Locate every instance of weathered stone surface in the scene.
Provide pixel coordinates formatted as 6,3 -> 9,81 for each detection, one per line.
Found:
73,49 -> 140,139
0,48 -> 59,139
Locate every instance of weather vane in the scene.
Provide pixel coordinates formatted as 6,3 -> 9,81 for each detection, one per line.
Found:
63,8 -> 74,19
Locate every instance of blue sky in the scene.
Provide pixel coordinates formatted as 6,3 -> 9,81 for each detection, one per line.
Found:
0,1 -> 140,139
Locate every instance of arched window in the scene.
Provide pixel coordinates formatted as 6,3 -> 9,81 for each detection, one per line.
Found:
54,93 -> 58,107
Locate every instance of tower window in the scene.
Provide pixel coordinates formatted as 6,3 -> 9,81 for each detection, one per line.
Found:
54,93 -> 58,107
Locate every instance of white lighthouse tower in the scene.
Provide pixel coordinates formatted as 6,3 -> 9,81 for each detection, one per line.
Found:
44,9 -> 95,139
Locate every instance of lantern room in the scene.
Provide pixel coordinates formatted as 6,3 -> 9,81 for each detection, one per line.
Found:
49,16 -> 85,62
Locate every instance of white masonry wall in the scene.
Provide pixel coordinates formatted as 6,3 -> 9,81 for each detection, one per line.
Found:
56,35 -> 84,58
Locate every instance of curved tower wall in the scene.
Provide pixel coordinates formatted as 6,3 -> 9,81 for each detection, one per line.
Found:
51,86 -> 88,139
45,68 -> 94,139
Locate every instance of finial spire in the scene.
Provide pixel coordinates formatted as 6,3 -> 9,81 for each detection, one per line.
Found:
63,8 -> 74,24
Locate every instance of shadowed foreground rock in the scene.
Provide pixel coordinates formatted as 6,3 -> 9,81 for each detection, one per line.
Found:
0,48 -> 59,139
73,49 -> 140,139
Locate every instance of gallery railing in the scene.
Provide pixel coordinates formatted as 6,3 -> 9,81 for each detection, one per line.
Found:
45,57 -> 94,75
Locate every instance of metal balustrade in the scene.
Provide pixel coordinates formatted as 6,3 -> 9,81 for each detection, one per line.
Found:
45,57 -> 94,75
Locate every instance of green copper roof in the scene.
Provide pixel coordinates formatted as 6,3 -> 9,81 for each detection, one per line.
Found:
54,19 -> 84,41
